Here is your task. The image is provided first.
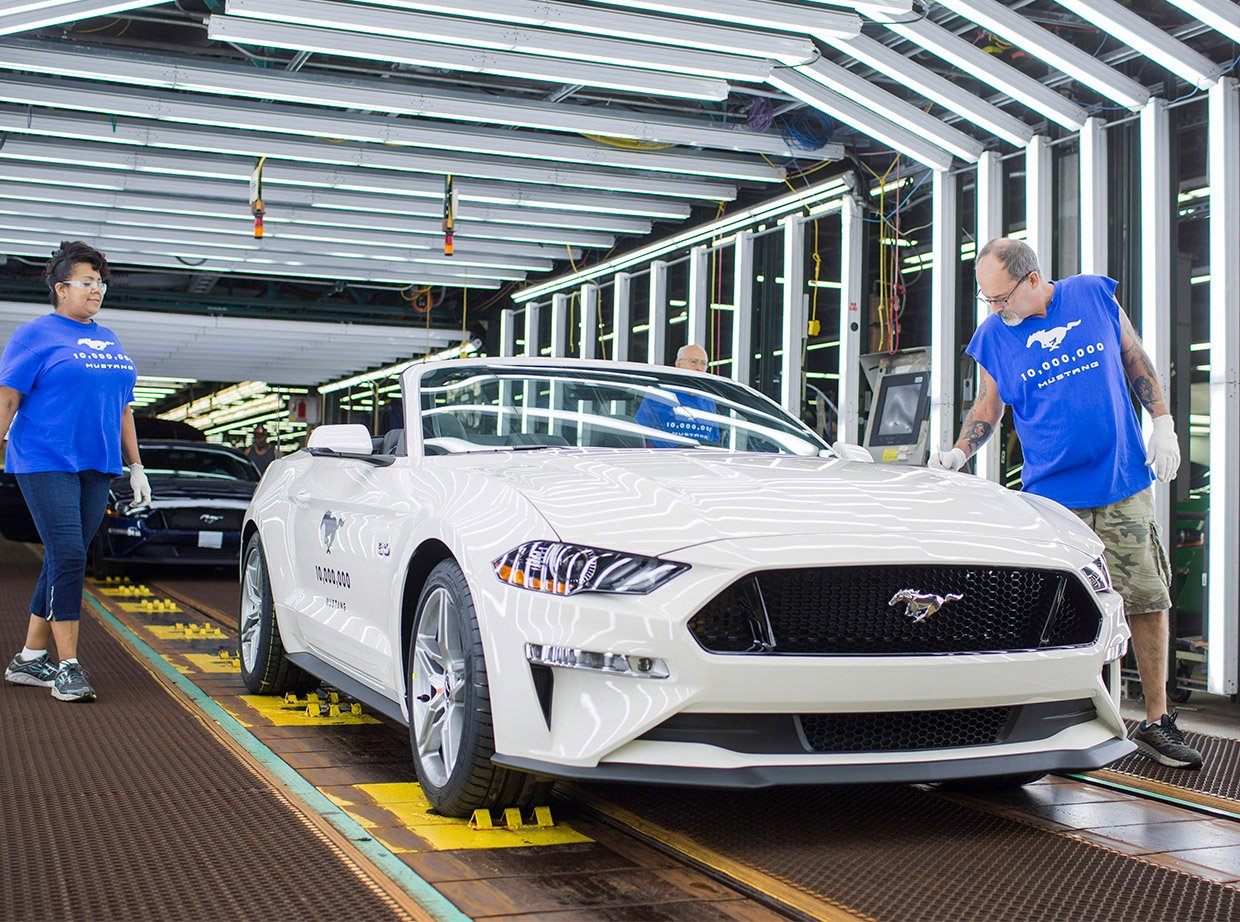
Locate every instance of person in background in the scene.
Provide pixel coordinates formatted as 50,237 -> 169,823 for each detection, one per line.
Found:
245,425 -> 277,475
635,344 -> 719,447
0,241 -> 150,703
930,237 -> 1202,770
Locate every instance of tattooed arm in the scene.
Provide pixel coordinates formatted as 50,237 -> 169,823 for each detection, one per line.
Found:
952,364 -> 1005,460
1117,305 -> 1170,418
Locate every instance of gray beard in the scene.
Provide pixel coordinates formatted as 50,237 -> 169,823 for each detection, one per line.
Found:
999,310 -> 1022,326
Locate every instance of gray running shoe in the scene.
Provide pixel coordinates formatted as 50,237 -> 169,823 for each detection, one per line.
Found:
5,652 -> 59,687
51,662 -> 96,702
1131,712 -> 1203,769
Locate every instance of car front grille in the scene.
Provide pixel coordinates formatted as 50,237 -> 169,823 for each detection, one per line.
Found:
688,565 -> 1101,655
148,508 -> 244,531
799,708 -> 1010,752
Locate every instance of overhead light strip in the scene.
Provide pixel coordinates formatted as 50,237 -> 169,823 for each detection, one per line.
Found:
514,175 -> 849,302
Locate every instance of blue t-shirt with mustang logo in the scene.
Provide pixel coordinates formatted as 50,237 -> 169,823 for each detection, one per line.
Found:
0,312 -> 137,475
967,274 -> 1151,509
634,388 -> 720,448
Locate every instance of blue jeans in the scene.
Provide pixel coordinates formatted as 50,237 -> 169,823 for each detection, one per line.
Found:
16,471 -> 113,622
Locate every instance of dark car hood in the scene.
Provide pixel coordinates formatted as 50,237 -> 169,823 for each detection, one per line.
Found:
112,476 -> 256,504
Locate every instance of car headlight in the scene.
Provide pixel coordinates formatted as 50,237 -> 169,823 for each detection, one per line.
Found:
493,541 -> 688,596
1080,554 -> 1112,593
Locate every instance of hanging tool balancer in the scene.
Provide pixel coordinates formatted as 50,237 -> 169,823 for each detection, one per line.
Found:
250,156 -> 266,239
443,174 -> 457,256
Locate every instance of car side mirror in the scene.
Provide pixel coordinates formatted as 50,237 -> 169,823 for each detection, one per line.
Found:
308,424 -> 373,455
825,441 -> 874,463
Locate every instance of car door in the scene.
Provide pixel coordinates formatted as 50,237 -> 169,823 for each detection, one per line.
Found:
290,455 -> 405,687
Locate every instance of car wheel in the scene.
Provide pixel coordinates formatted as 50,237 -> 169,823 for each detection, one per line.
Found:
946,772 -> 1048,791
408,559 -> 552,818
238,533 -> 318,695
88,530 -> 123,579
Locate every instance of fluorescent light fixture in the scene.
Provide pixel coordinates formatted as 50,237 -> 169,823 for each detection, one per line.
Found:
934,0 -> 1150,110
887,16 -> 1089,130
797,0 -> 912,13
768,69 -> 955,170
356,0 -> 843,57
206,14 -> 727,102
0,74 -> 784,175
1050,1 -> 1220,88
0,0 -> 159,36
832,33 -> 1033,147
1164,0 -> 1240,45
225,0 -> 776,81
514,175 -> 849,302
318,341 -> 481,394
789,58 -> 984,162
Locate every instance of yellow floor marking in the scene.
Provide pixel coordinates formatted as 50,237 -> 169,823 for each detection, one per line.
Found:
119,600 -> 182,614
183,653 -> 241,673
322,783 -> 592,852
232,694 -> 381,726
98,585 -> 153,597
147,623 -> 227,640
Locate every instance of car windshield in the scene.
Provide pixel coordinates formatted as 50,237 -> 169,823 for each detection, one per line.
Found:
139,447 -> 260,482
415,363 -> 828,456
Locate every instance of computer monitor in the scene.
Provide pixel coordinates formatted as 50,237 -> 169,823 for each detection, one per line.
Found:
868,371 -> 929,447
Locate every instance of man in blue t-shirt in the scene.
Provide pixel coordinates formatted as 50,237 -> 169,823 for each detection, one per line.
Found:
929,238 -> 1202,770
634,344 -> 719,448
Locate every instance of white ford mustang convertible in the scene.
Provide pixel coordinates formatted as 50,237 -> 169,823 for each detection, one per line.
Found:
239,357 -> 1134,816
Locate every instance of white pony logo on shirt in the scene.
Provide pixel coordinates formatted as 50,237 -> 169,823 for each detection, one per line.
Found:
1025,321 -> 1081,351
77,337 -> 115,351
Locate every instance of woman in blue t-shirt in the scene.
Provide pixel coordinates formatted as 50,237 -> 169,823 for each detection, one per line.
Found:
0,241 -> 151,703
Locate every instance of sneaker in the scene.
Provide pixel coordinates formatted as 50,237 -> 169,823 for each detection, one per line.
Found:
4,652 -> 59,687
51,662 -> 96,703
1131,711 -> 1203,769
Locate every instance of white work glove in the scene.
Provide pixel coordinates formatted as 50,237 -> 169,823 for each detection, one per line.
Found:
127,463 -> 152,510
928,447 -> 967,472
1145,415 -> 1181,483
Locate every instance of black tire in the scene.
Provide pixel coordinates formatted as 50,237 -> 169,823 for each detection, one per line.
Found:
408,559 -> 552,817
88,530 -> 123,579
238,533 -> 319,695
945,771 -> 1048,792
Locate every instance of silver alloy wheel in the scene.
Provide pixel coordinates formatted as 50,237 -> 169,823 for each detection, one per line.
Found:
239,544 -> 263,674
412,586 -> 467,788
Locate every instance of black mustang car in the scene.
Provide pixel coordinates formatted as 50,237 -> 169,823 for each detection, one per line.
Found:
0,440 -> 260,576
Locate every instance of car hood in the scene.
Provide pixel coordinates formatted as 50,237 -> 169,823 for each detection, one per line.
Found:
112,476 -> 256,504
461,449 -> 1101,560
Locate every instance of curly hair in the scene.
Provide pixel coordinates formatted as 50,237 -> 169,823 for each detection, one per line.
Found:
43,240 -> 110,308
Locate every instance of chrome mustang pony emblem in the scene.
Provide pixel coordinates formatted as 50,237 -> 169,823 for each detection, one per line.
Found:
888,589 -> 964,622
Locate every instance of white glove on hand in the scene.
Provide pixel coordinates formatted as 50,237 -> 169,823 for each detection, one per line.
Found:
1145,415 -> 1180,483
928,447 -> 967,472
128,463 -> 152,510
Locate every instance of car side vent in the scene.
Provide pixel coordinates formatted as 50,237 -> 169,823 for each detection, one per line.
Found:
529,663 -> 554,730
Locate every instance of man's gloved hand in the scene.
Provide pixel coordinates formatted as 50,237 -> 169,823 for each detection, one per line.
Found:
1145,415 -> 1181,483
928,447 -> 967,472
128,463 -> 152,510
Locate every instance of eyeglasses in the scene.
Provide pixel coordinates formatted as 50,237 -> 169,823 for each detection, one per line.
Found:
976,271 -> 1030,306
58,279 -> 108,294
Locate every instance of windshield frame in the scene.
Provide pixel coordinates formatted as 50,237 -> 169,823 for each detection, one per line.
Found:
401,358 -> 830,459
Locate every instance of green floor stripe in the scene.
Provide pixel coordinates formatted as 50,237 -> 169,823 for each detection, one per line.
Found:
85,593 -> 471,922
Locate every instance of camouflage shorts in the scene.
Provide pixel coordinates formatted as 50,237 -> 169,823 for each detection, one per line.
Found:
1070,487 -> 1172,614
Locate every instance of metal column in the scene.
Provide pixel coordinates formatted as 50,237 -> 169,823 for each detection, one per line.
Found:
648,260 -> 668,366
1208,77 -> 1239,695
1140,98 -> 1173,558
974,150 -> 1003,482
579,284 -> 599,360
523,302 -> 541,358
732,230 -> 754,386
930,169 -> 958,460
550,292 -> 569,358
839,195 -> 864,445
1080,117 -> 1109,276
1026,134 -> 1053,270
688,245 -> 710,350
780,215 -> 806,414
612,272 -> 631,363
499,308 -> 517,358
